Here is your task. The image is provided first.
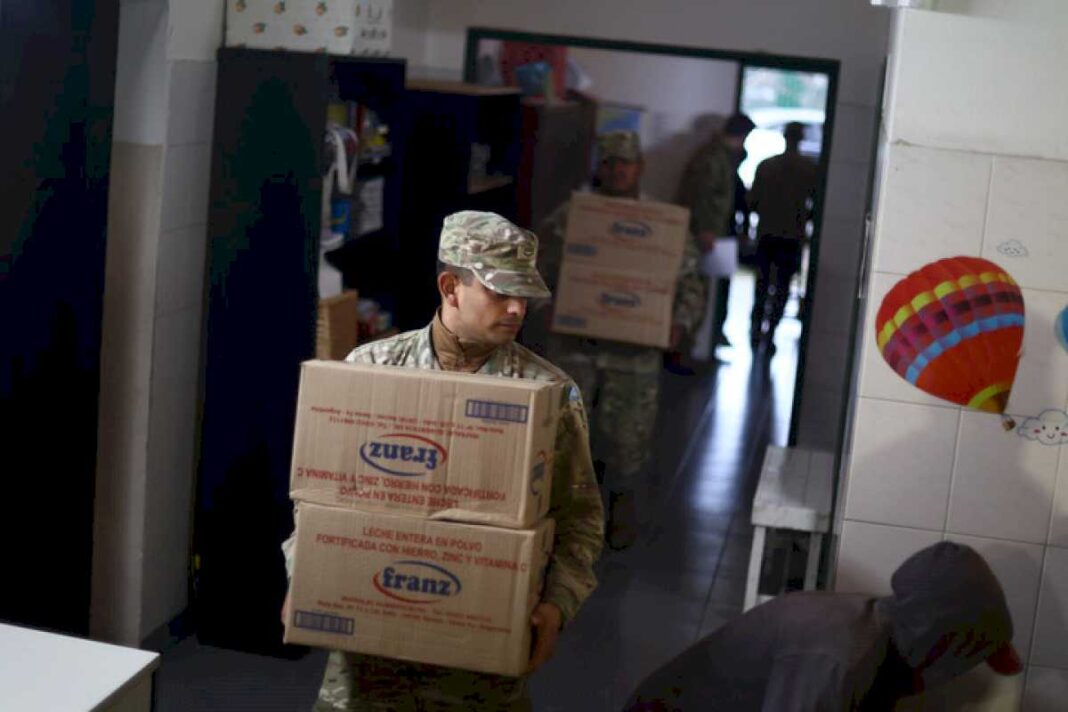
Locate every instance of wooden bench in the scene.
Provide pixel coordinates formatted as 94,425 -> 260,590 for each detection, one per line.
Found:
744,445 -> 834,611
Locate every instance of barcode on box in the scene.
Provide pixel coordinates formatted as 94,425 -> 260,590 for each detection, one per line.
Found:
295,610 -> 355,635
465,399 -> 529,424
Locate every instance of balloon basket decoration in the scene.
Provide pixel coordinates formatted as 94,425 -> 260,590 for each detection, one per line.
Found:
876,256 -> 1024,429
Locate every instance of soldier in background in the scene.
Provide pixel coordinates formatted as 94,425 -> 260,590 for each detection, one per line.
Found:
677,113 -> 755,353
282,212 -> 604,711
537,131 -> 706,550
747,122 -> 818,353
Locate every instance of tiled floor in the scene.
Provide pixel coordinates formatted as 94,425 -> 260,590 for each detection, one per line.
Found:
155,273 -> 801,711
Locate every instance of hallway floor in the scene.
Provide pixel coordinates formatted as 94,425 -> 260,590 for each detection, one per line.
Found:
530,272 -> 800,710
156,274 -> 802,711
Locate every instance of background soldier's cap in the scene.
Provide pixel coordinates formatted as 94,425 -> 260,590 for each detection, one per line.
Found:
596,130 -> 641,162
438,211 -> 551,299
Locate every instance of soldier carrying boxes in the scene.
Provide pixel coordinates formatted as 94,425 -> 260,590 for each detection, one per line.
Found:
281,211 -> 604,711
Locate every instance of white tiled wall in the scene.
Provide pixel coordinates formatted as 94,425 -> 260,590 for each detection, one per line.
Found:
835,520 -> 942,595
845,398 -> 959,531
836,6 -> 1068,709
1050,454 -> 1068,548
167,0 -> 226,63
888,9 -> 1068,162
1031,546 -> 1068,670
871,144 -> 990,276
94,0 -> 218,646
947,411 -> 1059,544
1023,666 -> 1068,712
112,0 -> 169,145
166,60 -> 218,146
981,157 -> 1068,294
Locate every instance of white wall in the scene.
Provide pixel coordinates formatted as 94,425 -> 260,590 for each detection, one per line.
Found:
391,0 -> 432,76
835,4 -> 1068,709
93,0 -> 221,647
567,47 -> 737,202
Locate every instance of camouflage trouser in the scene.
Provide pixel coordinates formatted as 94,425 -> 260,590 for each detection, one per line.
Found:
548,337 -> 661,493
313,651 -> 531,712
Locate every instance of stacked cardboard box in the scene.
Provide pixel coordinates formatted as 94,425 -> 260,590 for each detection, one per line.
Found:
283,361 -> 563,676
316,291 -> 359,361
551,192 -> 691,349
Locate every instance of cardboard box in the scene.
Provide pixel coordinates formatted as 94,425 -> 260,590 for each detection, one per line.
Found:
284,503 -> 554,677
225,0 -> 392,56
290,361 -> 562,528
317,291 -> 359,361
558,192 -> 689,274
552,262 -> 678,348
551,193 -> 690,348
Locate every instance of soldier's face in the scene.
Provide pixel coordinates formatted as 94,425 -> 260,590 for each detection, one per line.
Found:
452,279 -> 527,346
596,158 -> 642,197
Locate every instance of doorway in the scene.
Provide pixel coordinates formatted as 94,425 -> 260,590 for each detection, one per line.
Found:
463,27 -> 838,445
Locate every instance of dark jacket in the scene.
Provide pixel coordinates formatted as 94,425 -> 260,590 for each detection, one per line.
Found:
623,542 -> 1014,711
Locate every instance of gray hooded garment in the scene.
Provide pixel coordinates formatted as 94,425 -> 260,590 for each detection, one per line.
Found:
623,542 -> 1014,711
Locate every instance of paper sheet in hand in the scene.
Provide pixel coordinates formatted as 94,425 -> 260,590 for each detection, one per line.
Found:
700,238 -> 738,278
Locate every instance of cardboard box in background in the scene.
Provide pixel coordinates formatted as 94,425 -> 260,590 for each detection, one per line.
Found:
290,361 -> 562,528
551,193 -> 690,349
317,291 -> 359,361
285,503 -> 554,677
552,263 -> 678,349
559,192 -> 689,274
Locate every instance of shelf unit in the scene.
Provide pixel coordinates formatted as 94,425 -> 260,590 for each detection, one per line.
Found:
195,48 -> 406,656
396,79 -> 522,329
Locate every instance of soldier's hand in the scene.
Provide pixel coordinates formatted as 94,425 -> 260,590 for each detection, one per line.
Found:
528,602 -> 563,673
281,590 -> 291,626
697,231 -> 717,252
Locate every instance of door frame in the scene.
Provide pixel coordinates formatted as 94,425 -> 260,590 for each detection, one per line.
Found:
463,27 -> 840,445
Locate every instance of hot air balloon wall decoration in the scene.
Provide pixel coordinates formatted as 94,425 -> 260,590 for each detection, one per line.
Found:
875,256 -> 1024,430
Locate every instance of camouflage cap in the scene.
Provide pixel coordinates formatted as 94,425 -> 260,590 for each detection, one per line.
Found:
438,211 -> 551,299
597,130 -> 641,162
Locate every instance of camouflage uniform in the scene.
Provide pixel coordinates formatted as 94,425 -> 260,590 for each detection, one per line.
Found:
283,212 -> 604,711
536,132 -> 706,494
676,134 -> 738,242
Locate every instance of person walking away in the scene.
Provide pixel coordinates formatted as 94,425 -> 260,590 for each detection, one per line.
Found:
747,121 -> 817,354
676,113 -> 755,356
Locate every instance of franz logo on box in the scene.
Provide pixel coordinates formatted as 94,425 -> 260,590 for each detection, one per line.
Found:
372,560 -> 463,604
610,220 -> 651,238
600,290 -> 641,309
359,434 -> 447,477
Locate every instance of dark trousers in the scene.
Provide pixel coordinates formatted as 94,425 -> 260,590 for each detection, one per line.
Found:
751,235 -> 803,339
712,277 -> 731,339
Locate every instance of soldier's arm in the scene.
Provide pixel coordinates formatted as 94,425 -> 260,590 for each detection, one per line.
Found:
542,386 -> 604,625
536,204 -> 569,295
344,344 -> 377,364
748,161 -> 766,215
688,154 -> 733,237
281,509 -> 298,580
671,237 -> 709,339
